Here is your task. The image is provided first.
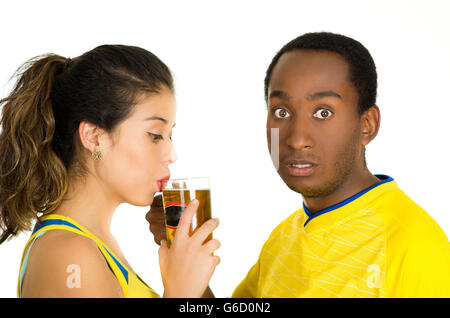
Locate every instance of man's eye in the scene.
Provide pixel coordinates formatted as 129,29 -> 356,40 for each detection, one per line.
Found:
313,108 -> 333,119
273,108 -> 291,119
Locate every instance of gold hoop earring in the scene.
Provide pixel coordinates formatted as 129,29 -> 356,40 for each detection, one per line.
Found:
91,149 -> 102,161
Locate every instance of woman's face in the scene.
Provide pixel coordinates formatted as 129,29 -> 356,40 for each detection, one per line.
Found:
97,87 -> 177,206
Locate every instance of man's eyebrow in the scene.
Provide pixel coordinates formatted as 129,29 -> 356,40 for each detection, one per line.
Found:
269,90 -> 292,100
269,90 -> 342,101
144,116 -> 176,127
306,91 -> 342,101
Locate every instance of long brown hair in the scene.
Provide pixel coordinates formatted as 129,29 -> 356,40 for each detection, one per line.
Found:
0,45 -> 173,244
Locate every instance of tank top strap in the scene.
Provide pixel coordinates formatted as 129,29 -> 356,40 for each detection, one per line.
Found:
17,214 -> 129,298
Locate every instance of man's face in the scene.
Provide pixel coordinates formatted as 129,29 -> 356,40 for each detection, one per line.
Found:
266,49 -> 365,198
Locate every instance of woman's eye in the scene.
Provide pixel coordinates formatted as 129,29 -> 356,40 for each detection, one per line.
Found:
148,133 -> 163,142
313,108 -> 333,119
273,108 -> 291,119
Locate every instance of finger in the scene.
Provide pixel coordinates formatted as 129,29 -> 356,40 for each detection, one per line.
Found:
191,218 -> 219,245
150,221 -> 166,236
203,239 -> 221,254
159,239 -> 167,250
146,211 -> 161,224
158,240 -> 168,263
173,199 -> 198,239
152,194 -> 163,207
154,234 -> 165,245
147,209 -> 166,223
147,205 -> 164,222
149,219 -> 166,229
146,208 -> 164,223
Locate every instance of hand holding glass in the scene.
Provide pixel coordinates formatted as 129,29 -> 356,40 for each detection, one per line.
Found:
161,177 -> 212,247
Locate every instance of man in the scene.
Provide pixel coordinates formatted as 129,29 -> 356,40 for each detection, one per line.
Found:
147,32 -> 450,297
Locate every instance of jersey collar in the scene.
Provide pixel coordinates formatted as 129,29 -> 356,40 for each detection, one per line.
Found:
302,174 -> 395,227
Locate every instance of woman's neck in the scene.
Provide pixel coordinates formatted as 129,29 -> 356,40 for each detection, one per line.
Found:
54,174 -> 121,242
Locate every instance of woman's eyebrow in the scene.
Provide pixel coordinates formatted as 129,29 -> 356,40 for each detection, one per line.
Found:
144,116 -> 167,123
144,116 -> 176,128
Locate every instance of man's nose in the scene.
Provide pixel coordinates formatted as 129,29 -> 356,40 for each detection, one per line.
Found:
285,115 -> 314,150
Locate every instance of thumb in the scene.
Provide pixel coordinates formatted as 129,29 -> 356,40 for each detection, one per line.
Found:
158,240 -> 168,266
174,199 -> 199,239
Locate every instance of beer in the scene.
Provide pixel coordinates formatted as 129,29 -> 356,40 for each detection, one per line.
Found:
161,178 -> 212,247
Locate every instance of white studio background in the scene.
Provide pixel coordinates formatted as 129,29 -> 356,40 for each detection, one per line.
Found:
0,0 -> 449,298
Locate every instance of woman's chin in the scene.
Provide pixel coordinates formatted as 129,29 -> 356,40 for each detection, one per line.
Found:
127,194 -> 156,207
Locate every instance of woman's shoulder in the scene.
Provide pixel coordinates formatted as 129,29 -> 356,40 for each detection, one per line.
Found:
31,229 -> 100,262
22,229 -> 123,297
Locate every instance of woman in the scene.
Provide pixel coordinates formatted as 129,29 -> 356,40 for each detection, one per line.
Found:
0,45 -> 221,297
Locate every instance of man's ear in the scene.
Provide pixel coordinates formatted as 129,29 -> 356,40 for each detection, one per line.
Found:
360,105 -> 381,146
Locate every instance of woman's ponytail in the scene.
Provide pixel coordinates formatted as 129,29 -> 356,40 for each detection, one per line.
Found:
0,45 -> 174,245
0,55 -> 69,244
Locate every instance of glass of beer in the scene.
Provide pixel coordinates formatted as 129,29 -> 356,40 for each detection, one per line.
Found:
161,177 -> 212,247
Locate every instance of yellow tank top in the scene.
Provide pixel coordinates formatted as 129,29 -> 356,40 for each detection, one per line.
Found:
17,214 -> 160,298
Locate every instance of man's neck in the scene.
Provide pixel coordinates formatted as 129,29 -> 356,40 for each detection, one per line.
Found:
303,170 -> 380,214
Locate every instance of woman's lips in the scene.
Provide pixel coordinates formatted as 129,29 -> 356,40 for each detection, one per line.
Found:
156,176 -> 170,192
286,163 -> 317,177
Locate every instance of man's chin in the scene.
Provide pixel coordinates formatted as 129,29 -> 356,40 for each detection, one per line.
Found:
287,184 -> 324,198
283,177 -> 338,199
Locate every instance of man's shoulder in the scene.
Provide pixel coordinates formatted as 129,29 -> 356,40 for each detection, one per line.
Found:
378,188 -> 450,296
376,188 -> 450,259
378,189 -> 446,238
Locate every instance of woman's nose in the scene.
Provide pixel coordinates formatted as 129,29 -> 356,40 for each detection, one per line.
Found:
168,143 -> 178,165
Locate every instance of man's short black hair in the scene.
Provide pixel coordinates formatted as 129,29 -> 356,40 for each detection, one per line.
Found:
264,32 -> 377,114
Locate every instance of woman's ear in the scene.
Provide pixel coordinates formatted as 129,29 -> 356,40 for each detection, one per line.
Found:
78,121 -> 104,153
360,105 -> 381,146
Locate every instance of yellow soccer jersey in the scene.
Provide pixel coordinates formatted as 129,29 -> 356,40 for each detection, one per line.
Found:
232,175 -> 450,298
